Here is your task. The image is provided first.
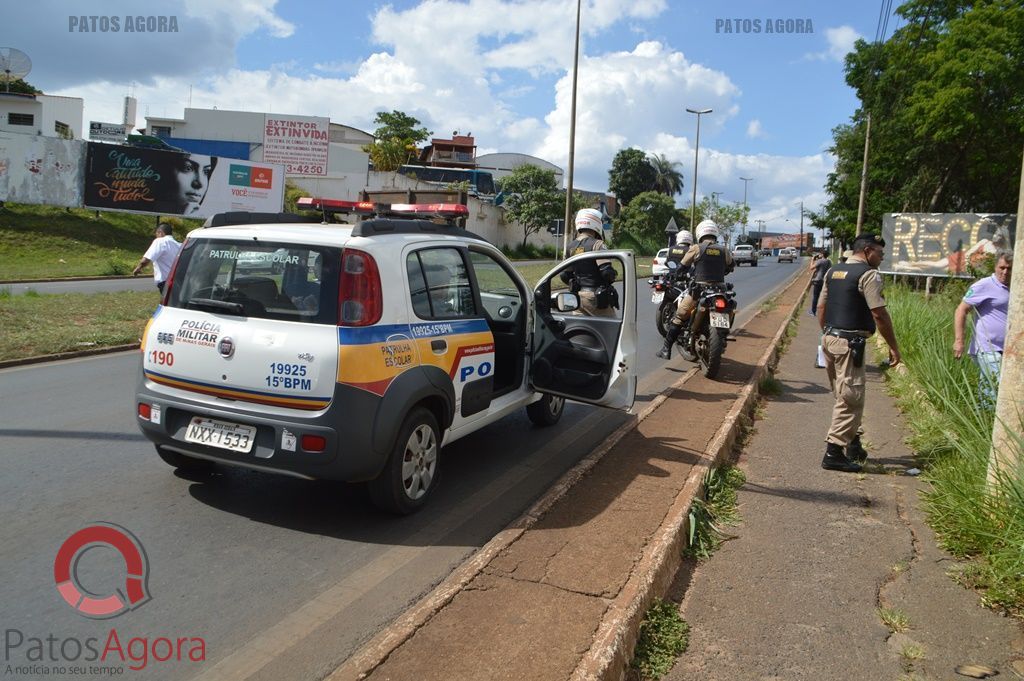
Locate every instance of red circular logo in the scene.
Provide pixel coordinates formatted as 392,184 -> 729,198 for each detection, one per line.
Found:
53,522 -> 151,619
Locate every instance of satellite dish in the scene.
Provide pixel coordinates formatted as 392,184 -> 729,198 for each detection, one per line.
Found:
0,48 -> 32,92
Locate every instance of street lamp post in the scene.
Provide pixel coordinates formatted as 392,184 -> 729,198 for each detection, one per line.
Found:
562,0 -> 583,259
686,107 -> 712,232
739,176 -> 752,239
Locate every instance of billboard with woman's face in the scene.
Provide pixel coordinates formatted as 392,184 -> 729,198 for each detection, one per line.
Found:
83,143 -> 283,217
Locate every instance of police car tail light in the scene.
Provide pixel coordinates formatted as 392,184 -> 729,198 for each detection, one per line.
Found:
338,249 -> 382,327
301,434 -> 327,452
138,403 -> 152,420
714,297 -> 727,311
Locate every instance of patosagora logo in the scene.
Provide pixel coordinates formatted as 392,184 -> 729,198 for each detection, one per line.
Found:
53,522 -> 151,619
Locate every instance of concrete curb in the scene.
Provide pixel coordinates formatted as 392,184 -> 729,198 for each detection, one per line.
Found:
332,270 -> 809,681
0,343 -> 140,370
571,273 -> 809,681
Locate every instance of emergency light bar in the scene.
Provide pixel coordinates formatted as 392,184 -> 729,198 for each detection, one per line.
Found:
297,197 -> 468,218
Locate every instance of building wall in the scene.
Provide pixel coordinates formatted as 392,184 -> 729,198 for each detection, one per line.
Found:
37,95 -> 85,139
0,97 -> 42,135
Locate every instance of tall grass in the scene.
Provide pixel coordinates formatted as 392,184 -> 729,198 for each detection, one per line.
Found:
885,284 -> 1023,613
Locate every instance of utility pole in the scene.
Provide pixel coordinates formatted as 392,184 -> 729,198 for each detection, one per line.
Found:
855,112 -> 871,236
740,177 -> 752,239
562,0 -> 582,259
988,147 -> 1024,488
755,219 -> 766,248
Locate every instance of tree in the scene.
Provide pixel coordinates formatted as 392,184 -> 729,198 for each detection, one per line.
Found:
648,153 -> 684,197
820,0 -> 1024,231
617,191 -> 678,245
3,78 -> 41,95
363,110 -> 432,170
609,148 -> 658,207
370,110 -> 432,146
500,165 -> 569,248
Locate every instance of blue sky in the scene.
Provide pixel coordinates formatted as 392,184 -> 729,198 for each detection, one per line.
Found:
6,0 -> 899,234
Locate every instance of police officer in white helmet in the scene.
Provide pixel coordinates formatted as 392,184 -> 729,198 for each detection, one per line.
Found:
560,208 -> 618,317
657,219 -> 734,359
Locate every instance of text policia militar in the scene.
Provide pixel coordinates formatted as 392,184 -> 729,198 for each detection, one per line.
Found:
5,628 -> 206,673
715,18 -> 814,34
68,16 -> 178,32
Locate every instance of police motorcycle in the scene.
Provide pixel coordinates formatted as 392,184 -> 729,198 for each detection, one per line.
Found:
675,270 -> 738,379
649,262 -> 692,338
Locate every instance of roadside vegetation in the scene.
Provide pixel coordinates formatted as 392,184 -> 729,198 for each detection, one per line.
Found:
0,289 -> 160,361
684,465 -> 746,560
882,283 -> 1023,615
630,599 -> 690,680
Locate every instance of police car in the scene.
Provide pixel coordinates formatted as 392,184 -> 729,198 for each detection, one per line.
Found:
135,199 -> 638,513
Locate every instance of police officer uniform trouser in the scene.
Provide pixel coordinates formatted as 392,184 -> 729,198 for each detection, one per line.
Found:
576,289 -> 617,318
671,293 -> 696,326
822,334 -> 866,446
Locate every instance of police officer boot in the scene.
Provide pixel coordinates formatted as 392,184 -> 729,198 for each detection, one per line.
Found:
657,324 -> 683,359
847,435 -> 868,464
821,442 -> 862,472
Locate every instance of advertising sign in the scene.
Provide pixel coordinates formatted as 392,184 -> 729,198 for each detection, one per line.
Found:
89,122 -> 128,142
0,132 -> 85,208
882,213 -> 1017,275
84,142 -> 284,217
263,114 -> 329,176
761,234 -> 805,250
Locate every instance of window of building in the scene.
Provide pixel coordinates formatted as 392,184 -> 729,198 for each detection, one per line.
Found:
54,121 -> 71,138
151,125 -> 172,137
8,113 -> 34,126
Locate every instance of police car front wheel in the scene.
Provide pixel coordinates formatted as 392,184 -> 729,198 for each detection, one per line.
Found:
368,407 -> 440,515
526,394 -> 565,426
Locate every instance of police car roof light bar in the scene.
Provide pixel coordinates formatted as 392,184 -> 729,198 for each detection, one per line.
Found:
297,197 -> 469,219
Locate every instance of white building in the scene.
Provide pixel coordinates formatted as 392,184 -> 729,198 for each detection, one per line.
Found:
475,152 -> 564,187
0,92 -> 84,139
145,107 -> 373,200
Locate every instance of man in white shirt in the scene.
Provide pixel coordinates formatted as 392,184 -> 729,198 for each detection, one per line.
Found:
133,223 -> 182,293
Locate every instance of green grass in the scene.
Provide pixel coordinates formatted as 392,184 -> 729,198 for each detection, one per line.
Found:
877,606 -> 911,633
630,599 -> 690,680
684,465 -> 746,560
0,203 -> 206,280
758,374 -> 784,396
883,285 -> 1024,615
0,290 -> 161,361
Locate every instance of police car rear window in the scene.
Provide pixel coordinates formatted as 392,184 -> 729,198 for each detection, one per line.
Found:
167,239 -> 340,324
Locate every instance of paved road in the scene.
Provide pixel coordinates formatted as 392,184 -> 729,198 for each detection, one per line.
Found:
2,276 -> 158,295
0,261 -> 800,680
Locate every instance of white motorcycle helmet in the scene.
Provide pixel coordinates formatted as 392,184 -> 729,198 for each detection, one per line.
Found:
574,208 -> 604,237
677,230 -> 694,246
695,219 -> 719,243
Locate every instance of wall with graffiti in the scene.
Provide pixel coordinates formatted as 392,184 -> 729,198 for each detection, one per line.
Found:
0,133 -> 85,208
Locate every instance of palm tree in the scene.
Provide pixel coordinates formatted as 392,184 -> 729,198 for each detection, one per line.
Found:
648,153 -> 684,197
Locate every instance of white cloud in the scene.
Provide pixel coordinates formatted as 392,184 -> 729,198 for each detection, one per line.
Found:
747,119 -> 764,138
804,25 -> 862,62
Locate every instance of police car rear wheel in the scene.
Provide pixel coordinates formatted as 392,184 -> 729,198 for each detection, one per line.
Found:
155,445 -> 214,472
526,393 -> 565,426
368,407 -> 440,515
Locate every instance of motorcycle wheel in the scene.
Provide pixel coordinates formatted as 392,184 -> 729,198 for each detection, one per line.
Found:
701,327 -> 727,379
656,302 -> 674,338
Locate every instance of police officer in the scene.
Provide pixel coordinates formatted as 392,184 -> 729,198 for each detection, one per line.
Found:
657,219 -> 733,359
561,208 -> 617,317
817,233 -> 901,472
663,229 -> 694,270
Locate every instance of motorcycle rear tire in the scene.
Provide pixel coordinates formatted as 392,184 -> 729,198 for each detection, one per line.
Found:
702,327 -> 727,379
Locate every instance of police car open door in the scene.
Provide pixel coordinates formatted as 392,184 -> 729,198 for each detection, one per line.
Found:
529,251 -> 638,410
